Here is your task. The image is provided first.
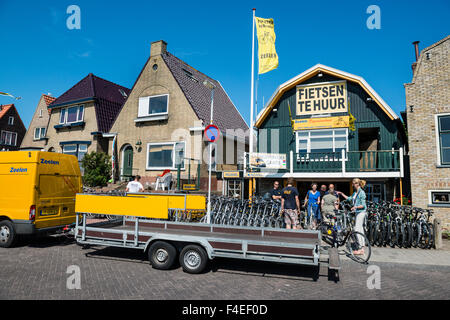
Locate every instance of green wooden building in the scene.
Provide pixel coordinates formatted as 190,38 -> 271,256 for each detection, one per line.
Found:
247,64 -> 407,201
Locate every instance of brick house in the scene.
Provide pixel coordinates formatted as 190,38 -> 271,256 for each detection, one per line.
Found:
404,35 -> 450,229
45,73 -> 130,168
107,40 -> 248,192
0,104 -> 26,151
20,94 -> 56,150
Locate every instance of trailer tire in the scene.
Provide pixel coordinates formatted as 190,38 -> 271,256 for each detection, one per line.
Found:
0,220 -> 16,248
179,244 -> 208,274
148,241 -> 177,270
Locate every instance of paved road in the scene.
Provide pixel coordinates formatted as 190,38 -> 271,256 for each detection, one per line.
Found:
0,235 -> 449,300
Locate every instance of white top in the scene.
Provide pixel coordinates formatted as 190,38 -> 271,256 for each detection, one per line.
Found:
126,181 -> 143,193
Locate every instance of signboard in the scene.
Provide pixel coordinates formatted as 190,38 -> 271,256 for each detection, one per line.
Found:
293,116 -> 350,131
223,171 -> 240,178
249,153 -> 286,169
182,184 -> 197,191
244,172 -> 268,178
296,81 -> 348,116
204,124 -> 220,142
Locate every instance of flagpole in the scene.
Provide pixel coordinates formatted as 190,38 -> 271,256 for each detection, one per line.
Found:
249,8 -> 256,157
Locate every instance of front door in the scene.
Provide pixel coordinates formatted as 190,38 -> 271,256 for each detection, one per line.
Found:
123,146 -> 133,178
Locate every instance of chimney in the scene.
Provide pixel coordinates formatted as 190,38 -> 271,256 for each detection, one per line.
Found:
411,41 -> 420,74
150,40 -> 167,57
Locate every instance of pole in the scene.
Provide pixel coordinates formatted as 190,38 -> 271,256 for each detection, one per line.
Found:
249,8 -> 256,156
206,87 -> 215,224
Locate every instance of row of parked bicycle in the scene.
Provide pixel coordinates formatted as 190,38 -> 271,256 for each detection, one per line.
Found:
195,195 -> 435,249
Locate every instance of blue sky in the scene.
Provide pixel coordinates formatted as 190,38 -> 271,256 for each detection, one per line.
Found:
0,0 -> 449,128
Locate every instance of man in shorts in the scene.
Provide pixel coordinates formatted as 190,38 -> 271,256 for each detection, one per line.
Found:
281,178 -> 301,230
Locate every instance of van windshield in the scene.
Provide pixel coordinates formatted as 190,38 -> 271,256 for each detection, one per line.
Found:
38,175 -> 81,198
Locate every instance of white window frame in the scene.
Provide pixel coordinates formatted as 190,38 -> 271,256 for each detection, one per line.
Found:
34,127 -> 46,140
59,105 -> 85,124
1,130 -> 17,146
138,94 -> 169,118
428,190 -> 450,207
39,109 -> 43,118
435,113 -> 450,166
146,141 -> 185,171
295,128 -> 349,161
8,117 -> 14,125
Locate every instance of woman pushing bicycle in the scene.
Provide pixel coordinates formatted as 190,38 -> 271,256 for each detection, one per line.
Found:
337,178 -> 367,256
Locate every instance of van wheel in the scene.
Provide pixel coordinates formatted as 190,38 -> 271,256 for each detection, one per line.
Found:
148,241 -> 177,270
0,221 -> 16,248
179,244 -> 208,274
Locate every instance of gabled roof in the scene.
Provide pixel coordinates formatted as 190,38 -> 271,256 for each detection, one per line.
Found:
49,73 -> 131,132
161,51 -> 248,133
42,94 -> 56,106
256,64 -> 399,128
0,103 -> 26,130
0,104 -> 13,120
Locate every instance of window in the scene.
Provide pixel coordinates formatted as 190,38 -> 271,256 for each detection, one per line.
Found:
138,94 -> 169,118
59,105 -> 84,124
34,127 -> 46,140
437,115 -> 450,165
1,131 -> 17,146
429,190 -> 450,206
146,141 -> 185,170
39,109 -> 43,118
227,180 -> 242,198
8,117 -> 14,125
296,128 -> 348,155
62,143 -> 89,169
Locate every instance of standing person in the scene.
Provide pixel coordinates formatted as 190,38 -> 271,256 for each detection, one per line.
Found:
338,179 -> 367,255
281,178 -> 301,230
321,184 -> 339,223
270,181 -> 282,201
304,183 -> 321,229
126,175 -> 144,193
319,184 -> 327,222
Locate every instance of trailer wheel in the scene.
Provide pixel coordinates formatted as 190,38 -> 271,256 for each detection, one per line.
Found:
148,241 -> 177,270
0,220 -> 16,248
179,244 -> 208,274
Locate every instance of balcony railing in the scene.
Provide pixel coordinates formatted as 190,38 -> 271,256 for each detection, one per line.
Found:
245,149 -> 403,175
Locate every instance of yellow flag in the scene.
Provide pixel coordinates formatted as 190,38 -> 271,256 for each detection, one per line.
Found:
255,17 -> 278,74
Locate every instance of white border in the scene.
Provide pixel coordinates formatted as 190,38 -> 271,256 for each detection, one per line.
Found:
1,130 -> 17,146
59,105 -> 85,124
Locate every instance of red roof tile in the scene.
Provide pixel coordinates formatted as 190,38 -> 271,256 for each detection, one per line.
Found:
42,94 -> 56,106
0,104 -> 13,120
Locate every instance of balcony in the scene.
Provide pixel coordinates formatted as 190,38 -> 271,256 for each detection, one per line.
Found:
244,149 -> 404,178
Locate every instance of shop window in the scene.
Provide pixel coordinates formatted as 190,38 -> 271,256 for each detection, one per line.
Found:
430,191 -> 450,205
437,115 -> 450,165
59,105 -> 84,124
227,180 -> 242,198
138,94 -> 169,118
296,128 -> 348,160
146,141 -> 185,170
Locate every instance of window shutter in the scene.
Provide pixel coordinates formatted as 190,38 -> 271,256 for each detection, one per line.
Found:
138,97 -> 150,118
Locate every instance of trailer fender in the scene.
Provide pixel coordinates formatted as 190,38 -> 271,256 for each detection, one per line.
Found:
144,235 -> 215,260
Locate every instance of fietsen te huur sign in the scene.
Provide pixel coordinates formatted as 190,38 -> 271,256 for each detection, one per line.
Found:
296,81 -> 348,116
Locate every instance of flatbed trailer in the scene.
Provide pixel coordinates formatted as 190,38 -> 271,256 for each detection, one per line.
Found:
74,193 -> 340,278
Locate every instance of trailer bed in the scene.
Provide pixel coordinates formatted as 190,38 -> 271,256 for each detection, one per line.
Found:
76,216 -> 321,266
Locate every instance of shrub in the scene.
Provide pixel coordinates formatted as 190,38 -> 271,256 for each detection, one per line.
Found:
81,152 -> 112,187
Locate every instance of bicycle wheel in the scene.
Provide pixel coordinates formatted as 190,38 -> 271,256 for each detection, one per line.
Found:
377,221 -> 386,247
400,224 -> 408,248
345,231 -> 371,264
411,223 -> 420,248
389,223 -> 397,248
405,223 -> 413,248
419,223 -> 431,249
427,223 -> 435,249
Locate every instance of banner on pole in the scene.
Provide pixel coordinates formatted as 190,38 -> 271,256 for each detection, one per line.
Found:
255,17 -> 278,74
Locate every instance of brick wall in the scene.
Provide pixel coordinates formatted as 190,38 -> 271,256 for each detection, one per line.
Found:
405,35 -> 450,229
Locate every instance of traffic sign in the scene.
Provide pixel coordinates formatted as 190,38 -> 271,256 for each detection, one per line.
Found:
204,124 -> 220,142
